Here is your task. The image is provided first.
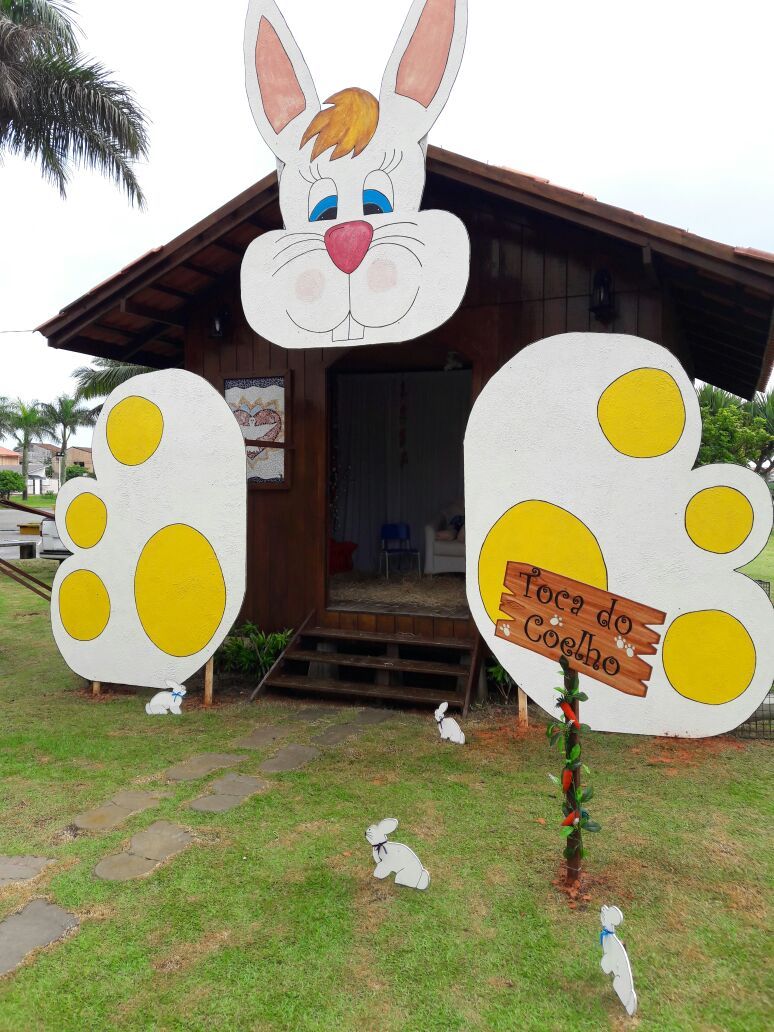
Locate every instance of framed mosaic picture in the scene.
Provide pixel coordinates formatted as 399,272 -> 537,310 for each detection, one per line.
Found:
222,372 -> 292,489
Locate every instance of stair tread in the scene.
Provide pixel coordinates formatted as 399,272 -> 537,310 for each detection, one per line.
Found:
286,649 -> 467,677
265,674 -> 464,707
303,626 -> 473,650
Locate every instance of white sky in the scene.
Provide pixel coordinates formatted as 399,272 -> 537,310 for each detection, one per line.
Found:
1,0 -> 773,447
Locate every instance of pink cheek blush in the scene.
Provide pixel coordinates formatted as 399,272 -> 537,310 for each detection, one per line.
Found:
295,268 -> 325,302
367,257 -> 398,293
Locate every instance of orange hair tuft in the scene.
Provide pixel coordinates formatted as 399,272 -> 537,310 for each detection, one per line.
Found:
301,88 -> 379,161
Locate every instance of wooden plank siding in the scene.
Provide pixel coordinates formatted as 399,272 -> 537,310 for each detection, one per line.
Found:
185,182 -> 676,634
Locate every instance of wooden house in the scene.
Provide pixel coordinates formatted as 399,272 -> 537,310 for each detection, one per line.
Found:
39,148 -> 774,710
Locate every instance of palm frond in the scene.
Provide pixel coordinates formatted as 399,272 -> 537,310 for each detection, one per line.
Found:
73,358 -> 152,400
2,52 -> 149,205
0,1 -> 78,53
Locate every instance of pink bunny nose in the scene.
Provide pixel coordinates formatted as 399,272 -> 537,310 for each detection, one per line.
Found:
324,220 -> 374,275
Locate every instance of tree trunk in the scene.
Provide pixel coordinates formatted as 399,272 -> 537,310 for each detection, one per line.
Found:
21,438 -> 29,501
60,429 -> 68,490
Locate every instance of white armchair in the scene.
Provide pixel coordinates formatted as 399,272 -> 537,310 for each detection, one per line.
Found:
424,508 -> 465,575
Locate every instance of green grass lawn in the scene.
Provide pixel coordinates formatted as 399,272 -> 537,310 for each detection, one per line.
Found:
7,493 -> 57,510
0,563 -> 772,1031
742,530 -> 774,586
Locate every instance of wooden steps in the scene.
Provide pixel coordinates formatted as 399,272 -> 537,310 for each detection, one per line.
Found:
254,613 -> 483,714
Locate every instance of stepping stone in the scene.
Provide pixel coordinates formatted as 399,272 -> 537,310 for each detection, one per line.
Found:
0,900 -> 78,975
165,753 -> 246,782
350,708 -> 394,726
94,821 -> 193,881
287,706 -> 339,723
190,774 -> 270,813
234,725 -> 291,750
311,723 -> 363,747
93,853 -> 159,882
260,744 -> 321,773
0,856 -> 53,887
73,789 -> 163,832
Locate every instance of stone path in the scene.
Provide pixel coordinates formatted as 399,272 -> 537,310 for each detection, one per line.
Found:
0,900 -> 78,975
286,706 -> 340,723
73,789 -> 165,832
234,725 -> 291,750
260,744 -> 321,773
311,723 -> 362,747
165,753 -> 246,782
350,708 -> 393,727
94,821 -> 193,882
190,774 -> 270,813
0,856 -> 53,886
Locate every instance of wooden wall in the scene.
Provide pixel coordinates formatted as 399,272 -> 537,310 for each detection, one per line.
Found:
186,176 -> 688,632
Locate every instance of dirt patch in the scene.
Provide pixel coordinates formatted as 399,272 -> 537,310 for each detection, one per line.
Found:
630,735 -> 747,775
273,819 -> 336,850
50,824 -> 85,845
471,722 -> 544,753
153,929 -> 232,973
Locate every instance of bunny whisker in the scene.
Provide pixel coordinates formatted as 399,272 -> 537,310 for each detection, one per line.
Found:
373,221 -> 419,234
275,230 -> 324,244
272,247 -> 328,277
371,235 -> 426,248
370,242 -> 424,267
273,236 -> 325,260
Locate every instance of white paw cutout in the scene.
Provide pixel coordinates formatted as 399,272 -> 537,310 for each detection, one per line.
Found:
466,333 -> 774,737
51,370 -> 246,690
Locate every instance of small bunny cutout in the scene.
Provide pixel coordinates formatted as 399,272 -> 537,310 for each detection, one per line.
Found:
599,905 -> 637,1017
434,701 -> 465,744
365,819 -> 430,890
145,681 -> 187,716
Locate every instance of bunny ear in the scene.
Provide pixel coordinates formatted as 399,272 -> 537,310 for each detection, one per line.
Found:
380,0 -> 467,141
439,701 -> 449,714
244,0 -> 320,163
378,818 -> 399,835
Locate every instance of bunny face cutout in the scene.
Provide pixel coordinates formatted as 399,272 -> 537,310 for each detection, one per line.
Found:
241,0 -> 470,348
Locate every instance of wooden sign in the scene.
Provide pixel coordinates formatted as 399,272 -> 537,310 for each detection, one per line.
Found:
495,563 -> 666,697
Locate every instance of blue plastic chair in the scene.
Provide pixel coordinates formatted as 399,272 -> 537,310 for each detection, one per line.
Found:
378,523 -> 421,579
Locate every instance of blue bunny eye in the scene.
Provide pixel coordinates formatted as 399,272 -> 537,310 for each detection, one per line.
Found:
363,189 -> 393,216
309,194 -> 338,222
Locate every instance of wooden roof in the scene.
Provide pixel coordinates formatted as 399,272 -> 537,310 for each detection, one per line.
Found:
38,146 -> 774,399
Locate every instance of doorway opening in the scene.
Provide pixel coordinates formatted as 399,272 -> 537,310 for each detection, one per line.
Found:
328,350 -> 472,618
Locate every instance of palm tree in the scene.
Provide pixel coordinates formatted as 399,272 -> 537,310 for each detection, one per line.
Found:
0,0 -> 148,205
73,356 -> 151,401
9,399 -> 47,499
0,395 -> 13,438
40,392 -> 95,485
748,390 -> 774,481
695,383 -> 740,415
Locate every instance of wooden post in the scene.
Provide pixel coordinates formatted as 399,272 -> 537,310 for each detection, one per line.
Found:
204,657 -> 214,708
517,686 -> 529,727
563,664 -> 582,886
92,681 -> 101,697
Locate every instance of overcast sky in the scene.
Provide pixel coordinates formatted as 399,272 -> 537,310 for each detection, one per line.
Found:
1,0 -> 772,446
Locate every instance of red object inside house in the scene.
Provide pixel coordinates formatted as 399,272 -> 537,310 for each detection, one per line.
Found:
329,538 -> 357,575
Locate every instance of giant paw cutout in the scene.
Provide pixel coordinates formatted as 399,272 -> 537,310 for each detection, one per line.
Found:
465,333 -> 774,737
51,370 -> 246,689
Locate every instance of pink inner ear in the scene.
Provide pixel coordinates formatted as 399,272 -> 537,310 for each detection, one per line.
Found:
396,0 -> 455,109
255,16 -> 306,135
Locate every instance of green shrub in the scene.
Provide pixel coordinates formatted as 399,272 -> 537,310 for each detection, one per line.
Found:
486,661 -> 518,704
0,470 -> 25,499
64,465 -> 94,482
216,623 -> 292,679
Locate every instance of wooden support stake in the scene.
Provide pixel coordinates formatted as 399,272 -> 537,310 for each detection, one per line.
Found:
517,686 -> 529,727
204,657 -> 214,708
92,681 -> 101,697
563,664 -> 582,886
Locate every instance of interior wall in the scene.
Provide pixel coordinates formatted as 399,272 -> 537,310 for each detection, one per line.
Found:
333,370 -> 472,572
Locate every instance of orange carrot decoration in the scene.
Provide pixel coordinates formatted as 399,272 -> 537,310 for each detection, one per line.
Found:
560,701 -> 581,728
561,811 -> 579,827
561,769 -> 573,792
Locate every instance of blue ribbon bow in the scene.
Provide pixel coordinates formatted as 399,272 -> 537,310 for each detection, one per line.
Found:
600,928 -> 614,946
172,690 -> 184,701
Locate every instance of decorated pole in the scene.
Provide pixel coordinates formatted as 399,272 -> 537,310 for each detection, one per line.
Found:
562,661 -> 583,883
